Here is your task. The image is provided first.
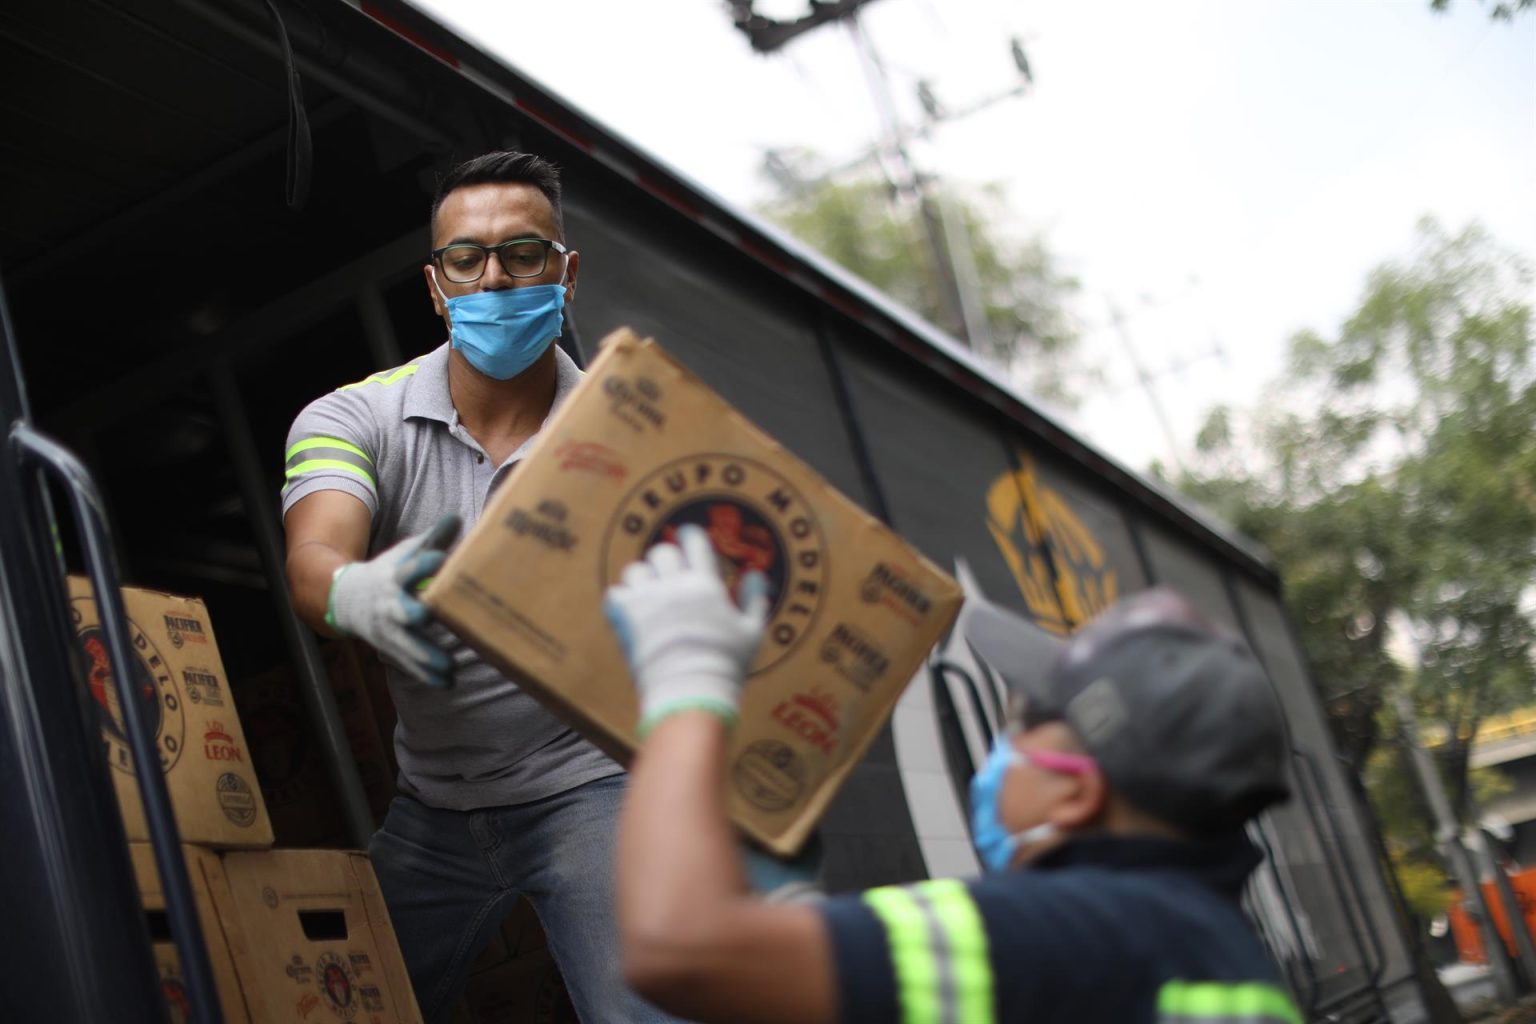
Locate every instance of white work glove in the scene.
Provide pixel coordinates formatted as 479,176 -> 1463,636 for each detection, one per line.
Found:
327,514 -> 461,689
603,524 -> 770,735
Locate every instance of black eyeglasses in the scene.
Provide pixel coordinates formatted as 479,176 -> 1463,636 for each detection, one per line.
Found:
430,238 -> 569,284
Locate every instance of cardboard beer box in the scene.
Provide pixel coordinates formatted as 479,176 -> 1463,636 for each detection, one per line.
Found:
215,849 -> 422,1024
132,843 -> 422,1024
150,943 -> 233,1024
426,329 -> 961,854
130,842 -> 253,1024
67,577 -> 273,848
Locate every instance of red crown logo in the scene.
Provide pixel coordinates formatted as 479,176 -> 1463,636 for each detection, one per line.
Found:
792,689 -> 839,728
204,722 -> 233,744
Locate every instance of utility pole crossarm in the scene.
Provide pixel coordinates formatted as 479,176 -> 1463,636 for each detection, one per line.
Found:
727,0 -> 885,53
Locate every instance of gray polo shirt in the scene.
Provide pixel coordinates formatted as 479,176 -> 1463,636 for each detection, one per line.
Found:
281,343 -> 621,810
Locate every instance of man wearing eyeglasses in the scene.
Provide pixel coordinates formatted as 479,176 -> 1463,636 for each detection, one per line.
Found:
280,151 -> 680,1023
605,528 -> 1300,1024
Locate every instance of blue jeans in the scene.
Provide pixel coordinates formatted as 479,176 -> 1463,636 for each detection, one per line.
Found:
368,775 -> 683,1024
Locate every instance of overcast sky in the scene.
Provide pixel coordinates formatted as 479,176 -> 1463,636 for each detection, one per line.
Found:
414,0 -> 1536,472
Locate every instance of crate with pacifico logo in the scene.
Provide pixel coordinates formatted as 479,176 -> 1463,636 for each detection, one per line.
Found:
425,329 -> 962,855
67,576 -> 273,848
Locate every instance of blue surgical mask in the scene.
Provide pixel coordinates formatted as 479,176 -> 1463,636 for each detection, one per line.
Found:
969,736 -> 1059,873
433,267 -> 567,380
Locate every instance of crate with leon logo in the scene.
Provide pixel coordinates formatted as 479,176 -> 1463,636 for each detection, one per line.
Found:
67,576 -> 273,848
425,329 -> 961,855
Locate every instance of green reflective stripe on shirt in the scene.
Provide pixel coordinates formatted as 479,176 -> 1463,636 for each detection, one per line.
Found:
864,881 -> 994,1024
286,436 -> 373,464
1157,981 -> 1302,1024
338,364 -> 420,391
282,437 -> 375,493
284,458 -> 375,485
921,879 -> 994,1024
864,887 -> 943,1024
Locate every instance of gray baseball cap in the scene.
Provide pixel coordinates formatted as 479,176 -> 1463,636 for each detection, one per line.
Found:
963,586 -> 1290,834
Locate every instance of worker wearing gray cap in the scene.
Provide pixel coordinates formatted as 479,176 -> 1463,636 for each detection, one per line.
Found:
605,525 -> 1300,1024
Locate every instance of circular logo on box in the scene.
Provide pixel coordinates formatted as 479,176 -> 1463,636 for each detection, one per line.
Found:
317,952 -> 357,1019
732,740 -> 806,812
216,771 -> 258,827
71,600 -> 185,775
602,455 -> 828,674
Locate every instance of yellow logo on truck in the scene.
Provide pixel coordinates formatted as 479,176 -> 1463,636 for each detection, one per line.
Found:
985,458 -> 1117,635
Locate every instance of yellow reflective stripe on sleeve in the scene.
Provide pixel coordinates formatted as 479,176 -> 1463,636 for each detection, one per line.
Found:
337,364 -> 420,391
284,459 -> 375,485
864,886 -> 942,1024
863,881 -> 994,1024
1157,981 -> 1302,1024
922,879 -> 994,1023
285,436 -> 373,464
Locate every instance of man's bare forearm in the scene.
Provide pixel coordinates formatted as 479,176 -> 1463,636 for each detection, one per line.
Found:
617,712 -> 837,1024
619,711 -> 746,945
286,539 -> 351,635
282,491 -> 371,636
608,527 -> 838,1023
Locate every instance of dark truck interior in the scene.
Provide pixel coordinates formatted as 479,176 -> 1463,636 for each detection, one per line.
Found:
6,0 -> 541,682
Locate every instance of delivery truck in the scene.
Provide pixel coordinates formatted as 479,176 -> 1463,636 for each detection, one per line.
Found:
0,0 -> 1433,1020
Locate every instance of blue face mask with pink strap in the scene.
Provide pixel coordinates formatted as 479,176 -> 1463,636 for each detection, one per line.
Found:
969,736 -> 1097,873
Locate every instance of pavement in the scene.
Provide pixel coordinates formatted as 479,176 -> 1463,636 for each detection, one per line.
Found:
1438,962 -> 1536,1022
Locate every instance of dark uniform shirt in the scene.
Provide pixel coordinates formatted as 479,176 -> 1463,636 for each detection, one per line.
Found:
821,834 -> 1299,1024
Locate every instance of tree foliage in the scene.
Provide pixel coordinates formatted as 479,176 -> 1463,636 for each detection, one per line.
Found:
1180,220 -> 1533,955
757,152 -> 1085,406
1179,220 -> 1536,817
1429,0 -> 1535,21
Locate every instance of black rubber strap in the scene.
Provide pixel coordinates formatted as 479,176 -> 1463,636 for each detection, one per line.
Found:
263,0 -> 312,211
